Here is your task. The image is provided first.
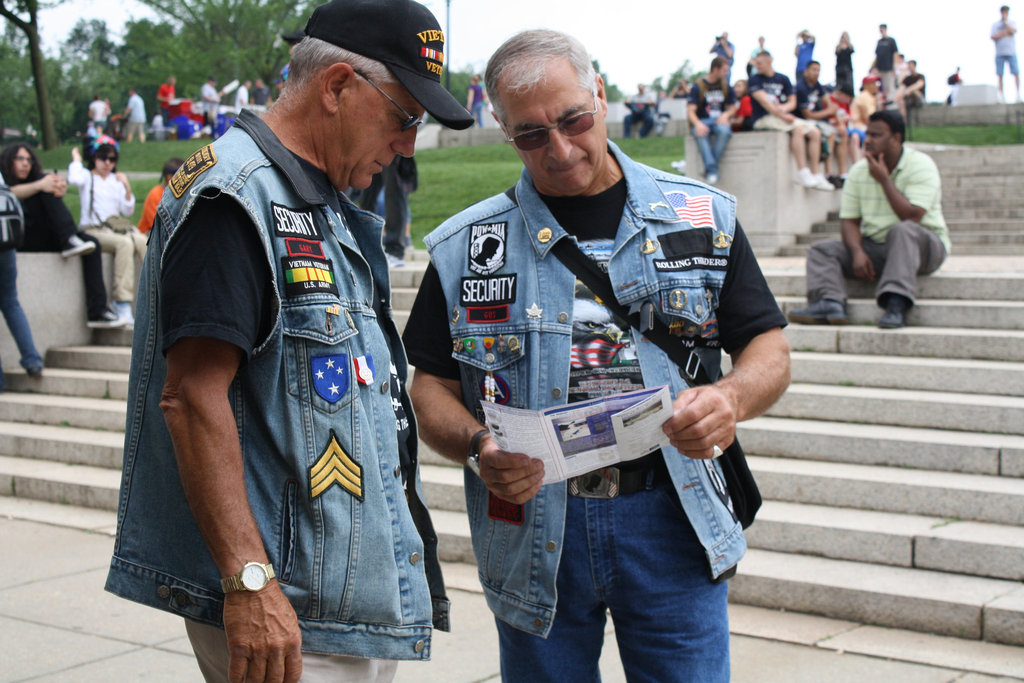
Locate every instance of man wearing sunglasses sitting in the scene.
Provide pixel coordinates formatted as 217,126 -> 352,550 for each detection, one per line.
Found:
404,29 -> 790,682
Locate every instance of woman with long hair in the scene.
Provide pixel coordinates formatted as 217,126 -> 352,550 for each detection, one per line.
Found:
835,31 -> 855,93
0,143 -> 122,328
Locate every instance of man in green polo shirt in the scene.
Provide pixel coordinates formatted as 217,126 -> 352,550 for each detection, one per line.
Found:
788,110 -> 948,329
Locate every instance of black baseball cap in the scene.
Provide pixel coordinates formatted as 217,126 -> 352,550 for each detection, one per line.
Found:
303,0 -> 473,130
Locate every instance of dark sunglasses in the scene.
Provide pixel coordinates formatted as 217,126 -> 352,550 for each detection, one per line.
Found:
97,155 -> 118,162
504,95 -> 599,151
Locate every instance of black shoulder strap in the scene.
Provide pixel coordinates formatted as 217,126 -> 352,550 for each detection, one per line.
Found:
502,183 -> 713,386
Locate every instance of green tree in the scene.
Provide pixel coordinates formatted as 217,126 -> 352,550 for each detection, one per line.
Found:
0,0 -> 60,148
136,0 -> 314,86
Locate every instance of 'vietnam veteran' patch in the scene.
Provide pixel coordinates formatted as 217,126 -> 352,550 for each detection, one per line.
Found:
309,429 -> 363,500
282,256 -> 338,297
170,145 -> 217,198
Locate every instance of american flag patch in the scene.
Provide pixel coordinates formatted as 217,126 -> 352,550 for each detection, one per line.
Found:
666,192 -> 716,229
421,47 -> 443,62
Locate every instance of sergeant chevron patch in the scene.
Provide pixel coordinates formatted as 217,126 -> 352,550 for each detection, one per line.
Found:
309,430 -> 363,500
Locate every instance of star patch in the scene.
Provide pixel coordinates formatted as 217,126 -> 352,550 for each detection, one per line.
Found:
309,429 -> 363,500
312,353 -> 348,403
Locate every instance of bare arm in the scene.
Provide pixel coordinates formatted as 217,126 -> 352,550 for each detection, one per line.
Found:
662,327 -> 790,457
162,337 -> 302,683
864,152 -> 927,223
409,370 -> 544,503
9,174 -> 66,200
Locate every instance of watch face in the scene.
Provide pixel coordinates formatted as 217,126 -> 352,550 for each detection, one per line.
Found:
241,564 -> 267,591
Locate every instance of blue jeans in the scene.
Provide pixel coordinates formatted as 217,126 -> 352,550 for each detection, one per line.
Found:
0,249 -> 43,387
496,479 -> 730,682
692,117 -> 733,176
624,109 -> 655,138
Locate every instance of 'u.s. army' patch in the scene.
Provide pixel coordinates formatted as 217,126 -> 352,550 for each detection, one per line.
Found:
282,256 -> 338,297
170,146 -> 217,198
309,429 -> 363,500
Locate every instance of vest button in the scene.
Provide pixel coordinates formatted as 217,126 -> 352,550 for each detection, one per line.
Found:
410,552 -> 421,565
381,381 -> 389,394
557,312 -> 568,323
157,585 -> 171,599
552,387 -> 562,398
533,618 -> 544,629
394,465 -> 402,478
546,541 -> 557,552
414,639 -> 426,653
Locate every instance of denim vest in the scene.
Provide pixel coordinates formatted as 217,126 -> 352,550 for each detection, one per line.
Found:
105,111 -> 447,660
424,142 -> 746,636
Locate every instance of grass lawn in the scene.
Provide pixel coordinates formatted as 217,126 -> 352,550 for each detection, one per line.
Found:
908,124 -> 1023,146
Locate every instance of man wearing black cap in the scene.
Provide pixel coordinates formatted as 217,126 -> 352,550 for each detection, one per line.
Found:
104,1 -> 473,681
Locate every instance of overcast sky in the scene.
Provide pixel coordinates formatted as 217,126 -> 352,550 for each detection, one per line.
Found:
35,0 -> 1016,102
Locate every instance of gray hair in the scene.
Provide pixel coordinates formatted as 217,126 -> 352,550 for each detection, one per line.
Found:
284,37 -> 393,93
484,30 -> 596,122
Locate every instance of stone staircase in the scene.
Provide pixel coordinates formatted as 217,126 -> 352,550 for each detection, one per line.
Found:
778,144 -> 1024,257
2,251 -> 1023,655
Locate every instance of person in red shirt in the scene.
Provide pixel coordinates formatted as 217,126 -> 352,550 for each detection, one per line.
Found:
156,76 -> 176,124
731,79 -> 753,131
138,157 -> 182,234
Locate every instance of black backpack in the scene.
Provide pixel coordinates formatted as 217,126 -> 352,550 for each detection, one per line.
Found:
0,184 -> 24,251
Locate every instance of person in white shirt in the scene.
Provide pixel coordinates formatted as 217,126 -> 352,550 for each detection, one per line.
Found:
200,76 -> 223,130
67,143 -> 146,326
992,5 -> 1020,102
234,79 -> 251,112
88,95 -> 109,132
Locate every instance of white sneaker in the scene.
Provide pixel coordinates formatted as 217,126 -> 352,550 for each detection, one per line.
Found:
795,167 -> 817,188
61,235 -> 96,259
813,173 -> 835,192
386,253 -> 406,269
115,301 -> 135,328
670,159 -> 687,173
705,172 -> 719,185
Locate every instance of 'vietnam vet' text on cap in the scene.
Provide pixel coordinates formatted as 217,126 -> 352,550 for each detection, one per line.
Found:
304,0 -> 474,130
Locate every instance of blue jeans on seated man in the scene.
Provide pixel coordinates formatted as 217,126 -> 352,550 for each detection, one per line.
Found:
693,117 -> 733,178
496,478 -> 730,682
0,249 -> 44,388
623,109 -> 655,138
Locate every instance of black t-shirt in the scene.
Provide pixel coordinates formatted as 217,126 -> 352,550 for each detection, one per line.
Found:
404,192 -> 786,383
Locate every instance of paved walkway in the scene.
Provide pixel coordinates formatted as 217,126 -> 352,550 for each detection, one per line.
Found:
1,510 -> 1021,682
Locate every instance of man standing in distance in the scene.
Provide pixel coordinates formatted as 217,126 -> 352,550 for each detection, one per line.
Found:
992,5 -> 1020,102
875,24 -> 900,101
404,29 -> 790,682
104,2 -> 473,682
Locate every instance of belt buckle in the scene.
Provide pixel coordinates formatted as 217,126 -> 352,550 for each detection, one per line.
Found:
568,467 -> 620,498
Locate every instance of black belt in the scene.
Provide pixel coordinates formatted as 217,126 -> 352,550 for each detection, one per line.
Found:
567,457 -> 669,499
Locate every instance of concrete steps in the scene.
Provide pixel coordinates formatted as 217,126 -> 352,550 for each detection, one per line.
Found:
777,294 -> 1024,329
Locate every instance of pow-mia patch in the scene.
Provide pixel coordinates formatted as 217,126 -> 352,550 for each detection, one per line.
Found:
282,256 -> 338,297
272,202 -> 322,240
170,145 -> 217,198
312,353 -> 348,403
309,429 -> 363,500
468,222 -> 507,275
653,255 -> 729,272
285,238 -> 325,259
466,305 -> 510,324
460,274 -> 517,307
488,492 -> 523,525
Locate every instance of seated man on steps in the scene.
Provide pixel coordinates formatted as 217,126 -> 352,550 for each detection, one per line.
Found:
788,110 -> 949,329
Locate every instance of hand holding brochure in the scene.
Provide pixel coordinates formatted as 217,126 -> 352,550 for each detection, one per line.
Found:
479,385 -> 673,484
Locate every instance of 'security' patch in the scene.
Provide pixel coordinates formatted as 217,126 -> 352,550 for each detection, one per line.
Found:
468,222 -> 507,275
653,255 -> 729,272
169,146 -> 217,198
312,353 -> 348,403
282,257 -> 338,297
466,305 -> 510,323
272,202 -> 322,240
285,238 -> 325,259
459,274 -> 517,307
488,492 -> 523,525
309,429 -> 363,500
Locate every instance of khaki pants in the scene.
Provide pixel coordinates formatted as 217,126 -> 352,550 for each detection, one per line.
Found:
805,220 -> 947,306
83,226 -> 148,303
184,620 -> 398,683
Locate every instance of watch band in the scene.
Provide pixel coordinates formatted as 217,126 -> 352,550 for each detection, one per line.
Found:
220,561 -> 276,593
467,428 -> 490,476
